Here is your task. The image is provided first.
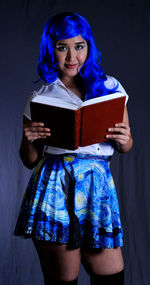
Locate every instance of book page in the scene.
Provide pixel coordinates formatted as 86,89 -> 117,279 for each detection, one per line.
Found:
32,95 -> 79,110
31,92 -> 126,111
81,92 -> 125,107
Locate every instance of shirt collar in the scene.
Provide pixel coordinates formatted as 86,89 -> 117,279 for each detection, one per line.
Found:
52,78 -> 83,105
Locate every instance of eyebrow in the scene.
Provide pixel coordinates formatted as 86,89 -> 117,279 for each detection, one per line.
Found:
56,41 -> 86,46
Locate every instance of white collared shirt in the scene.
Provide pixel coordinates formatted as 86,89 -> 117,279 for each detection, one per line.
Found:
24,75 -> 128,156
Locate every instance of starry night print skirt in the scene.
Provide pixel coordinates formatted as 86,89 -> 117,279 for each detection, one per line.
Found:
14,153 -> 123,249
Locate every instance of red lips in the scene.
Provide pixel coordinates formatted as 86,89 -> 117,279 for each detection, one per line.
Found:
65,64 -> 78,69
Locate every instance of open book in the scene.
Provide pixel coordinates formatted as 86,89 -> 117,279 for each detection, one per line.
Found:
30,92 -> 126,150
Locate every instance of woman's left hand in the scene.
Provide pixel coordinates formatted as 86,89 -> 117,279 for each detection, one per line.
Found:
106,122 -> 131,146
106,106 -> 133,153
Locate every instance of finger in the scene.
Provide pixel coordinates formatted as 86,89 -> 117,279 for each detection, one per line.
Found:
25,131 -> 51,142
106,133 -> 129,141
24,122 -> 44,128
34,133 -> 51,141
36,132 -> 51,137
108,128 -> 130,136
114,122 -> 130,129
24,126 -> 51,133
31,122 -> 45,127
25,121 -> 51,130
31,124 -> 51,132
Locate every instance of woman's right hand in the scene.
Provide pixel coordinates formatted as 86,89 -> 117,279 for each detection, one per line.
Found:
19,117 -> 51,168
23,120 -> 51,143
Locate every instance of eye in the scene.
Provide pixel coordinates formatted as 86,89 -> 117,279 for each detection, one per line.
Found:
55,46 -> 67,52
75,44 -> 86,51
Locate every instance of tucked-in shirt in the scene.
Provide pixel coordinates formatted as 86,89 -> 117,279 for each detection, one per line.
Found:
24,75 -> 129,156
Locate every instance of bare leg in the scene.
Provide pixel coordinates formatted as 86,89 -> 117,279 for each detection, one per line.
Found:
81,247 -> 124,275
32,239 -> 81,283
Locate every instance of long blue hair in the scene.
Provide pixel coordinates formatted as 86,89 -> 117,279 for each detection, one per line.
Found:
37,12 -> 118,100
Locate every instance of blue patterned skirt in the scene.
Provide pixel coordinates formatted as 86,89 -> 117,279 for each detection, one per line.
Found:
14,153 -> 123,249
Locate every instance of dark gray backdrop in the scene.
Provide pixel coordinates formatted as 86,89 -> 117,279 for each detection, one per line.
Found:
0,0 -> 150,284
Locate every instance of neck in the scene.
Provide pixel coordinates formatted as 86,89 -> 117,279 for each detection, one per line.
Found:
59,74 -> 82,88
59,75 -> 85,100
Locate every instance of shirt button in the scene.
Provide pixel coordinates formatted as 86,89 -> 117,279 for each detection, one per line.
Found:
97,148 -> 100,151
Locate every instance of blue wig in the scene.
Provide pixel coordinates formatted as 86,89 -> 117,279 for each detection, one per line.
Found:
37,12 -> 118,100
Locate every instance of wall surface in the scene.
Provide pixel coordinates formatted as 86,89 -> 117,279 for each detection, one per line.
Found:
0,0 -> 150,284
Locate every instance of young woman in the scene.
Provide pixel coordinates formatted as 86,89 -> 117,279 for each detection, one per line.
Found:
14,12 -> 133,285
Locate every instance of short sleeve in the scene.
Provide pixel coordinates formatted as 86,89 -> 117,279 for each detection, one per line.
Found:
104,75 -> 129,104
24,91 -> 37,120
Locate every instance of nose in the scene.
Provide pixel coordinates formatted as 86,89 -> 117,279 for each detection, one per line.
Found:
66,48 -> 76,61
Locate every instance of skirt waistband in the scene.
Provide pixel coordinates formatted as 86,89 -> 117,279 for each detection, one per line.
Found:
45,152 -> 112,162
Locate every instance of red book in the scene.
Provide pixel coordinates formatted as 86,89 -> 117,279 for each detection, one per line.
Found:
30,93 -> 126,150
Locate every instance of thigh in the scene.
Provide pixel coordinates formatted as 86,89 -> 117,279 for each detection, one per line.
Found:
33,239 -> 81,282
81,247 -> 124,275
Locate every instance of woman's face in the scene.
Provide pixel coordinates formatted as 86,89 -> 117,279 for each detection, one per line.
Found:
54,34 -> 88,79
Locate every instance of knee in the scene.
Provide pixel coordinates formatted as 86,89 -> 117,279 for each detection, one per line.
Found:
90,270 -> 124,285
43,266 -> 79,283
81,247 -> 124,275
44,275 -> 79,284
59,274 -> 79,282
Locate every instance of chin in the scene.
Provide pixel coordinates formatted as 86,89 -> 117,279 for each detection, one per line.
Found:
65,70 -> 79,77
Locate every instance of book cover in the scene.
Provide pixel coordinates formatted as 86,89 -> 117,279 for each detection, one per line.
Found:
30,93 -> 126,150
